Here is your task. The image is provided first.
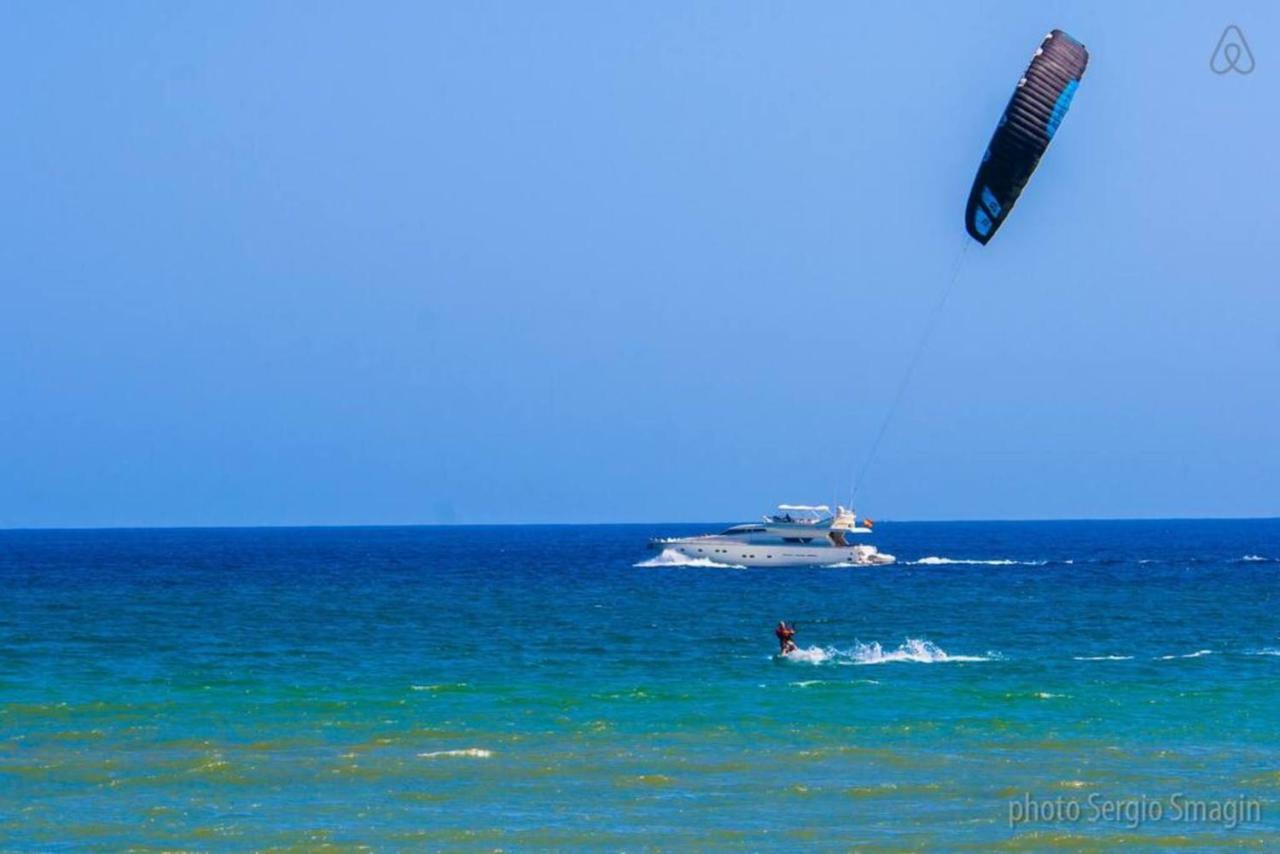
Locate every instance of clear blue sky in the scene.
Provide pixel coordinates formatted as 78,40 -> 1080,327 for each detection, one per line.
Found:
2,2 -> 1277,527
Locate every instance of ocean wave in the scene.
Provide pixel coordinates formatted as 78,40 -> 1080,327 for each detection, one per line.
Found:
905,556 -> 1045,567
1074,648 -> 1280,661
788,678 -> 880,687
634,548 -> 745,569
1240,554 -> 1275,563
418,748 -> 493,759
1155,649 -> 1214,660
781,638 -> 994,665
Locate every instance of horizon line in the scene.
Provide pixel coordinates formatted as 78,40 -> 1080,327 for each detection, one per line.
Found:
3,512 -> 1280,534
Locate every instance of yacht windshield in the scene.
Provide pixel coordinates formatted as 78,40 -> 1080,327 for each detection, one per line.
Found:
767,507 -> 828,525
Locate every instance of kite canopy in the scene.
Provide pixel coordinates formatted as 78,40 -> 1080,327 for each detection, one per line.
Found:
965,29 -> 1089,245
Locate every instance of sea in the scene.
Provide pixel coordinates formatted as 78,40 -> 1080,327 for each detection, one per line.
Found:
2,519 -> 1279,849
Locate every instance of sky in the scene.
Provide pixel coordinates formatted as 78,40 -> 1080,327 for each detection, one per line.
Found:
2,2 -> 1277,527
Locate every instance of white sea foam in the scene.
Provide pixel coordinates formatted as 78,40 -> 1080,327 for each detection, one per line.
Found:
849,638 -> 994,664
782,646 -> 834,664
1155,649 -> 1214,660
898,555 -> 1280,569
905,556 -> 1045,567
1245,648 -> 1280,656
1073,655 -> 1135,661
418,748 -> 492,759
634,548 -> 745,569
782,638 -> 993,665
821,560 -> 884,569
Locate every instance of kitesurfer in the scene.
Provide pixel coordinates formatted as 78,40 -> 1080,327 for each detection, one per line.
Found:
775,620 -> 797,655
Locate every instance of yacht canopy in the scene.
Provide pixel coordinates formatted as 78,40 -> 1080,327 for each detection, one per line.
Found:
777,504 -> 830,513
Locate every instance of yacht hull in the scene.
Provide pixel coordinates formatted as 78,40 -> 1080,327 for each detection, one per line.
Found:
650,538 -> 895,568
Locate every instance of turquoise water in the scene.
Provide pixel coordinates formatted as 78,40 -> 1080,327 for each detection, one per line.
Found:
3,520 -> 1280,848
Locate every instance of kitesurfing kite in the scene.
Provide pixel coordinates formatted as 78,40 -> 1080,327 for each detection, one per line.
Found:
851,29 -> 1090,501
965,29 -> 1089,244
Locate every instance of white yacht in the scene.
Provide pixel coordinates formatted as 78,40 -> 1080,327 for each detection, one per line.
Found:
648,505 -> 895,567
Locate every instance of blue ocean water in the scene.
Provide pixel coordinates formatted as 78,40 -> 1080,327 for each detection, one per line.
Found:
2,519 -> 1280,848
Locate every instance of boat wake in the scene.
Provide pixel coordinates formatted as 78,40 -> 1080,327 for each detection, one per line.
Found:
904,554 -> 1279,567
642,545 -> 1279,572
786,644 -> 1280,666
781,638 -> 995,665
905,556 -> 1047,566
634,548 -> 746,569
821,558 -> 897,569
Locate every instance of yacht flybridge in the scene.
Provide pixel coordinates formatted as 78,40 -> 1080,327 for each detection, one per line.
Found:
648,505 -> 895,567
